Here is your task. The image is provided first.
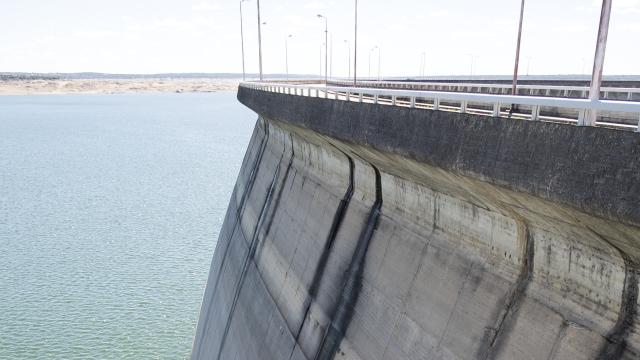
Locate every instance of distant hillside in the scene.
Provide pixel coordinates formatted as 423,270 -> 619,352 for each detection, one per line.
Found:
0,73 -> 61,80
0,72 -> 321,80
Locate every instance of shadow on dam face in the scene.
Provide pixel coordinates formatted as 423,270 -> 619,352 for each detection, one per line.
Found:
190,87 -> 640,360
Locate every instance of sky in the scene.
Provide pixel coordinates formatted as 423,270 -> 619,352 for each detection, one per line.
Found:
1,0 -> 638,77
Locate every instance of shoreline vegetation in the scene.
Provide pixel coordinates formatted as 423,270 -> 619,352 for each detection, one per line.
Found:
0,78 -> 240,95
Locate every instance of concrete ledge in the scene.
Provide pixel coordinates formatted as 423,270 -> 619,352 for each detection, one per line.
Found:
238,86 -> 640,227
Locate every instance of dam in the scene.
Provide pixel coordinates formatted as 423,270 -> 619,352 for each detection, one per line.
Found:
192,81 -> 640,360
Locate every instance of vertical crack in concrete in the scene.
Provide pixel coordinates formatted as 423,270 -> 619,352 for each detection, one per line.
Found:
193,119 -> 269,359
478,220 -> 534,360
314,163 -> 383,360
587,228 -> 639,360
215,130 -> 289,360
287,151 -> 355,360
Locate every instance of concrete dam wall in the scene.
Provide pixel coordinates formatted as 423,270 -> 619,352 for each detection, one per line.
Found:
191,86 -> 640,360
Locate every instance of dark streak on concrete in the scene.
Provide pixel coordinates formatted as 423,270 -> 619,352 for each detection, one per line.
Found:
288,147 -> 355,360
477,223 -> 534,360
255,133 -> 296,264
546,320 -> 570,360
194,119 -> 269,360
237,87 -> 640,228
588,229 -> 639,360
215,134 -> 289,360
314,164 -> 383,360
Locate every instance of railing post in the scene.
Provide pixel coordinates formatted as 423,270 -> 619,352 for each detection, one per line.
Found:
531,105 -> 540,121
492,103 -> 501,117
374,94 -> 379,104
359,93 -> 363,102
434,98 -> 440,111
410,97 -> 416,108
637,114 -> 640,133
578,109 -> 587,125
346,91 -> 350,101
392,96 -> 396,106
460,100 -> 467,113
324,90 -> 328,99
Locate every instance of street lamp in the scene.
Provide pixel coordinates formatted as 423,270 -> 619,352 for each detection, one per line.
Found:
256,0 -> 263,80
344,40 -> 351,78
368,46 -> 380,80
239,0 -> 250,81
285,34 -> 293,80
581,0 -> 612,126
376,46 -> 381,81
369,47 -> 374,79
511,0 -> 526,95
353,0 -> 358,86
468,54 -> 479,76
320,44 -> 323,78
317,14 -> 328,83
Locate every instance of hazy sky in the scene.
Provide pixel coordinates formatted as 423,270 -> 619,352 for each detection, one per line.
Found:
1,0 -> 638,76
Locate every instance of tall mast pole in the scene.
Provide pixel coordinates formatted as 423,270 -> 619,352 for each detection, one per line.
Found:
353,0 -> 358,86
511,0 -> 525,95
257,0 -> 263,81
239,1 -> 246,81
581,0 -> 612,126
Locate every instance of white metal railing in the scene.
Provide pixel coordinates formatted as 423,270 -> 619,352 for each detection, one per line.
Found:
329,80 -> 640,101
240,82 -> 640,132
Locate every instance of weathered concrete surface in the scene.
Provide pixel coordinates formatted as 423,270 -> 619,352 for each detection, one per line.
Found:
192,88 -> 640,359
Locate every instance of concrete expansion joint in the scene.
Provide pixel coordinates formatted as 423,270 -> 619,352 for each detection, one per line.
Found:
215,127 -> 289,360
477,220 -> 534,360
193,119 -> 270,360
289,144 -> 355,360
314,161 -> 383,360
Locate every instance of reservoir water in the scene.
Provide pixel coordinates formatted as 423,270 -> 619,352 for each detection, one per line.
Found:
0,92 -> 255,359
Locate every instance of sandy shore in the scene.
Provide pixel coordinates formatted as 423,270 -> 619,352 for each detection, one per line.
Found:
0,78 -> 240,95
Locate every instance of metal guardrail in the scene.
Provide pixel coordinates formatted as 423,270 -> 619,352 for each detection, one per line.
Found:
241,82 -> 640,132
328,80 -> 640,101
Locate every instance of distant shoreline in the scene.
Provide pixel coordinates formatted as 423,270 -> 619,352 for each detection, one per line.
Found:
0,78 -> 240,95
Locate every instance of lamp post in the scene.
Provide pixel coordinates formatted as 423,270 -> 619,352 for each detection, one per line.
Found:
317,14 -> 328,84
511,0 -> 526,95
285,34 -> 293,80
368,47 -> 374,79
468,54 -> 479,76
239,0 -> 249,81
353,0 -> 358,86
344,40 -> 351,78
330,32 -> 333,79
319,44 -> 324,78
256,0 -> 263,80
376,46 -> 381,81
581,0 -> 613,126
